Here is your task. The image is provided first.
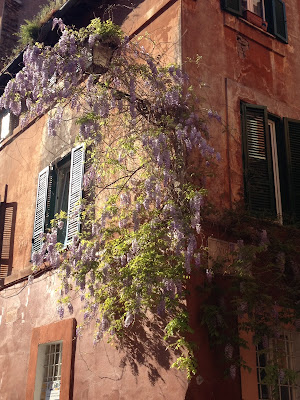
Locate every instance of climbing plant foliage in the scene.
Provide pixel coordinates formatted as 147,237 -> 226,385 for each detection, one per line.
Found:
1,17 -> 299,385
1,17 -> 219,377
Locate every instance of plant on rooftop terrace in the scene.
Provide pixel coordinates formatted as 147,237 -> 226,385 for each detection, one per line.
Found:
18,20 -> 40,47
1,17 -> 299,385
15,0 -> 67,49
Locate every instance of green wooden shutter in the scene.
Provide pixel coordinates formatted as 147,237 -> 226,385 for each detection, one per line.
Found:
32,167 -> 50,254
65,144 -> 85,245
241,104 -> 275,215
222,0 -> 243,16
271,0 -> 288,43
284,119 -> 300,222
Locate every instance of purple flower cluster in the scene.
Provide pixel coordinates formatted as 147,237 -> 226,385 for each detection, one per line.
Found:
57,304 -> 64,319
88,34 -> 100,48
229,365 -> 236,380
83,165 -> 97,189
225,343 -> 233,359
79,121 -> 100,140
260,229 -> 269,246
0,26 -> 93,136
190,194 -> 202,234
208,109 -> 222,123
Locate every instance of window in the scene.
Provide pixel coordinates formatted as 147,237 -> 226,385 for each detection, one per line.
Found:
256,331 -> 300,400
32,144 -> 85,254
0,110 -> 11,141
35,342 -> 62,400
26,319 -> 76,400
243,0 -> 265,18
241,103 -> 300,223
222,0 -> 288,43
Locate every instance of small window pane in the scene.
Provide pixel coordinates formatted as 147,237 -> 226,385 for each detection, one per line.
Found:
243,0 -> 264,18
261,383 -> 269,399
253,0 -> 263,17
1,112 -> 10,140
40,342 -> 63,398
256,332 -> 297,400
281,386 -> 290,400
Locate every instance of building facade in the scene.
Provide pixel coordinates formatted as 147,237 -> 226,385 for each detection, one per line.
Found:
0,0 -> 299,399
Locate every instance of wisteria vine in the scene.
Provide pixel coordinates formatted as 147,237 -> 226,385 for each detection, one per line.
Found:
5,17 -> 298,387
0,18 -> 223,377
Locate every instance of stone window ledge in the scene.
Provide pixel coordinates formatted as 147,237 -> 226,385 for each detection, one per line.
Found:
224,12 -> 286,58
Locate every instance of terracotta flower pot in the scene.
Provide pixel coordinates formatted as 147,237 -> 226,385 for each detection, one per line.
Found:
243,10 -> 268,31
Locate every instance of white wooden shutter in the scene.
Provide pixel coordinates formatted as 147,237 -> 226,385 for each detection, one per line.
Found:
32,166 -> 50,255
65,144 -> 85,245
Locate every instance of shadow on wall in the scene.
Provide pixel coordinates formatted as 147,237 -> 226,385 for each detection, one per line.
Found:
118,316 -> 175,385
0,184 -> 17,285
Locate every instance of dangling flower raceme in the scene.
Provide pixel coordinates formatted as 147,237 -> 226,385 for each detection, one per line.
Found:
57,304 -> 64,319
229,365 -> 236,380
225,343 -> 234,360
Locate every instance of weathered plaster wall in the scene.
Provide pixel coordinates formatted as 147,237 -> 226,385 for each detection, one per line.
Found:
182,0 -> 300,209
0,117 -> 46,276
2,0 -> 296,398
0,4 -> 191,398
0,0 -> 181,277
122,0 -> 182,66
0,111 -> 78,278
0,273 -> 188,399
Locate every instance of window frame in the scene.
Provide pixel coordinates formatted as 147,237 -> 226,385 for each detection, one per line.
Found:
243,0 -> 266,19
34,340 -> 63,400
26,318 -> 76,400
256,331 -> 298,400
241,102 -> 299,224
222,0 -> 288,43
268,118 -> 283,224
240,316 -> 300,400
222,0 -> 243,16
241,102 -> 276,218
31,144 -> 85,256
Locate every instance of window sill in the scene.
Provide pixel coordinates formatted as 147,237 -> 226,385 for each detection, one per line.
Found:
224,12 -> 287,58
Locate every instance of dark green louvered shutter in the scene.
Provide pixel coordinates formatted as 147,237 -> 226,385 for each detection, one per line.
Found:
32,167 -> 50,254
241,104 -> 275,215
284,119 -> 300,222
221,0 -> 243,16
65,144 -> 85,245
268,0 -> 288,43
